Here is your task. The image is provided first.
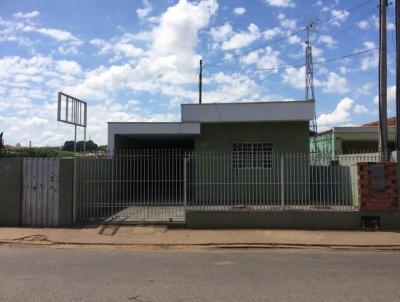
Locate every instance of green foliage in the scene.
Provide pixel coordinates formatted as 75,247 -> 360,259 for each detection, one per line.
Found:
0,148 -> 75,158
62,140 -> 99,152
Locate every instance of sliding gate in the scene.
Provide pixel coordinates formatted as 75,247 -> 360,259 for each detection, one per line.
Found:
75,150 -> 187,223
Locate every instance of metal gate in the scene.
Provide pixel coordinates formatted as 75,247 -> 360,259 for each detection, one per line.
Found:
22,158 -> 60,227
75,150 -> 187,223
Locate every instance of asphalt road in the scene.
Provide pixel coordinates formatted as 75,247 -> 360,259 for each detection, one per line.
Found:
1,246 -> 400,302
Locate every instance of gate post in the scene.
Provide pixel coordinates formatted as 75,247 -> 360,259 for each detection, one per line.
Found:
396,151 -> 400,211
281,155 -> 285,208
183,157 -> 188,222
72,156 -> 77,224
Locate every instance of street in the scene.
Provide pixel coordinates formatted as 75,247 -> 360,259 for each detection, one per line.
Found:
0,246 -> 399,302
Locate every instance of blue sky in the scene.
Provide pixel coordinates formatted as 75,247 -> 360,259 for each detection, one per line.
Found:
0,0 -> 396,146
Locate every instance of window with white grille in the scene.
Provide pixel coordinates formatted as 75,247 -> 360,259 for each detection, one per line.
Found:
232,143 -> 273,169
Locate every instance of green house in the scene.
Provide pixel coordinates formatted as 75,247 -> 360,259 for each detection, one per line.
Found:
310,126 -> 397,155
106,101 -> 315,206
108,100 -> 314,153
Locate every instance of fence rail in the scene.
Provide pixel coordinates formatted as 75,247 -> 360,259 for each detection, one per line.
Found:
75,150 -> 395,222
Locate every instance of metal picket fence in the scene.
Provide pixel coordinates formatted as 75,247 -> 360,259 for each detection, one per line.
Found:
74,150 -> 394,223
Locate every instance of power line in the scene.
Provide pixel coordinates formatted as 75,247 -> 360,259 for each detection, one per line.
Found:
204,47 -> 378,72
204,6 -> 378,73
203,0 -> 377,68
205,47 -> 378,103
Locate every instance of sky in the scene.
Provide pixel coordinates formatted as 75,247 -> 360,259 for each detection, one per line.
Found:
0,0 -> 397,146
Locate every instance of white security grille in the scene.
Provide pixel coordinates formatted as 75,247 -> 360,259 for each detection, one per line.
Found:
232,143 -> 273,169
75,150 -> 394,223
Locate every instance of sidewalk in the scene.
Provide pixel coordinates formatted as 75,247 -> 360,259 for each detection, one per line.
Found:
1,226 -> 400,250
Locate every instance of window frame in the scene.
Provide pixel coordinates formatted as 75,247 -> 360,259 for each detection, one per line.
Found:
232,142 -> 273,170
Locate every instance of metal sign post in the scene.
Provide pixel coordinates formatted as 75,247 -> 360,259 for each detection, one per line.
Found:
57,92 -> 87,223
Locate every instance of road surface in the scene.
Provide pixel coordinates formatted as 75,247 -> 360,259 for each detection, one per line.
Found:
0,246 -> 399,302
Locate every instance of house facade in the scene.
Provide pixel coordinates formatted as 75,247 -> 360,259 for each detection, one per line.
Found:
108,100 -> 315,154
106,101 -> 315,206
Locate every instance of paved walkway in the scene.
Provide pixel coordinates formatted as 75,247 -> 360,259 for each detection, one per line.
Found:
1,226 -> 400,250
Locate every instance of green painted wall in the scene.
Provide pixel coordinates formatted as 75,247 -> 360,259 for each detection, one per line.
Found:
186,211 -> 400,229
194,121 -> 309,152
189,122 -> 310,204
310,131 -> 334,155
0,159 -> 22,226
310,130 -> 397,154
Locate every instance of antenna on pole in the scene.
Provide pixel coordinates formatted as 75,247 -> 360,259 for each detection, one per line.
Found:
305,19 -> 316,101
199,59 -> 203,104
305,18 -> 318,141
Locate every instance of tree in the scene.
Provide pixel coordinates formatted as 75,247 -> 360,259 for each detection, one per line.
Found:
62,140 -> 98,152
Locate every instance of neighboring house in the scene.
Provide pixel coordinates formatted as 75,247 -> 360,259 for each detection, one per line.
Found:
108,100 -> 315,154
310,117 -> 397,155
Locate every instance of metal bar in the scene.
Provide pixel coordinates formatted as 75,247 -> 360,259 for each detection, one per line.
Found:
280,155 -> 284,208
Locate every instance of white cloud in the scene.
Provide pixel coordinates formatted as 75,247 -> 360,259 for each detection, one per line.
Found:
362,41 -> 375,49
263,27 -> 283,40
56,60 -> 82,75
287,34 -> 300,44
355,83 -> 374,96
318,34 -> 336,49
360,42 -> 378,71
137,0 -> 153,19
264,0 -> 295,8
240,46 -> 281,70
322,72 -> 349,94
68,0 -> 219,101
13,11 -> 40,19
91,37 -> 143,59
277,13 -> 297,30
317,97 -> 354,129
1,1 -> 225,146
221,23 -> 260,50
330,9 -> 349,27
203,72 -> 262,103
22,25 -> 81,43
354,104 -> 369,114
282,66 -> 305,89
373,85 -> 396,104
233,7 -> 246,15
210,22 -> 233,42
0,16 -> 82,54
357,20 -> 369,30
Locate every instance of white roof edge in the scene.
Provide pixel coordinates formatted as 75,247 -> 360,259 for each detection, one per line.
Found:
181,99 -> 315,106
107,121 -> 199,125
108,122 -> 201,135
181,100 -> 315,123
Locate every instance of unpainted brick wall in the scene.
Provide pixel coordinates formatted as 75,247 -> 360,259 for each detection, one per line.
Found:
358,162 -> 398,212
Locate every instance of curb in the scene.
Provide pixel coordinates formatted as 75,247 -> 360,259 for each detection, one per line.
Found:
2,239 -> 400,252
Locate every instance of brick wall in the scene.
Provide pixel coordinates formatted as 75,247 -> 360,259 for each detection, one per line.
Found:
358,162 -> 398,212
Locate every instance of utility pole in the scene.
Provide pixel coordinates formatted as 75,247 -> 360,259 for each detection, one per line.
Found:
379,0 -> 388,160
396,0 -> 400,150
198,59 -> 203,104
305,19 -> 318,137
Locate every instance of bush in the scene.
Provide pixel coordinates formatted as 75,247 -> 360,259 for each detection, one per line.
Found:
62,140 -> 98,152
0,148 -> 75,158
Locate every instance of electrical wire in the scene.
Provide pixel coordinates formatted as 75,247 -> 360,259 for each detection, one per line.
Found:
202,0 -> 377,68
205,47 -> 378,72
203,5 -> 378,73
205,47 -> 378,103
